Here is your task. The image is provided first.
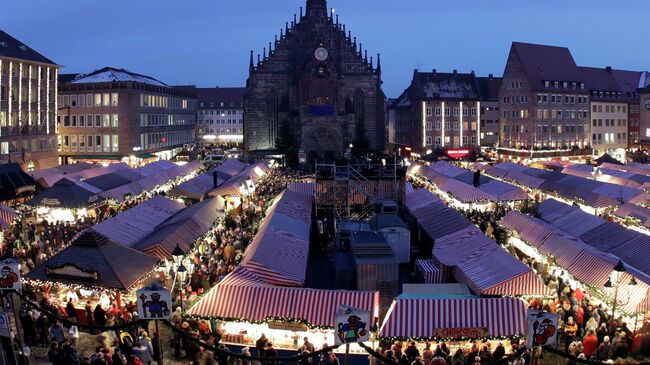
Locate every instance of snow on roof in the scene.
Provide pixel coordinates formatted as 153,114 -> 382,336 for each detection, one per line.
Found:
70,67 -> 168,87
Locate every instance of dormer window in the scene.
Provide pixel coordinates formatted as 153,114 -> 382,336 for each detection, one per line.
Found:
563,82 -> 568,89
544,81 -> 550,87
554,81 -> 559,88
572,82 -> 576,89
580,83 -> 585,89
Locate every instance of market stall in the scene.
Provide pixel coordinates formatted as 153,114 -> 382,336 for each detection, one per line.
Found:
415,259 -> 445,284
187,267 -> 379,355
208,161 -> 269,209
379,294 -> 527,346
132,197 -> 224,259
26,178 -> 106,222
25,229 -> 161,323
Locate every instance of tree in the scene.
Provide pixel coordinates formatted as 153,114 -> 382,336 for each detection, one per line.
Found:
275,118 -> 298,166
352,116 -> 370,157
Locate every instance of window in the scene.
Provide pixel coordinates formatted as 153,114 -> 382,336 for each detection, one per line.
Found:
426,122 -> 432,131
452,107 -> 459,116
78,94 -> 85,108
95,94 -> 102,106
470,108 -> 477,116
63,115 -> 70,127
63,135 -> 69,150
111,134 -> 119,152
95,135 -> 102,151
102,93 -> 110,106
434,121 -> 441,131
78,134 -> 85,151
71,135 -> 77,151
111,93 -> 118,106
463,107 -> 468,116
434,107 -> 441,116
426,136 -> 432,146
103,114 -> 110,127
103,135 -> 110,152
95,115 -> 101,127
86,94 -> 93,107
79,115 -> 85,127
112,114 -> 119,127
425,107 -> 432,116
444,107 -> 450,116
434,136 -> 441,146
462,136 -> 468,145
71,115 -> 77,127
71,95 -> 78,107
87,135 -> 93,148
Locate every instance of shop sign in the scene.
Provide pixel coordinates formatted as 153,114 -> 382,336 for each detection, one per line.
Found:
0,312 -> 8,337
0,259 -> 21,291
526,309 -> 559,348
335,305 -> 370,345
41,198 -> 61,206
446,149 -> 470,159
15,185 -> 36,195
267,320 -> 309,332
432,327 -> 489,339
137,283 -> 172,320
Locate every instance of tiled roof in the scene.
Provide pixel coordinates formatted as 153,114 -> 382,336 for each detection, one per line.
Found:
197,87 -> 244,109
412,71 -> 480,100
69,67 -> 168,87
0,30 -> 56,65
578,66 -> 622,93
511,42 -> 582,91
476,76 -> 502,101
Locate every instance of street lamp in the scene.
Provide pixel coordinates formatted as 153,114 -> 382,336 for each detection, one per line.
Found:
172,244 -> 185,266
604,259 -> 636,323
177,264 -> 188,311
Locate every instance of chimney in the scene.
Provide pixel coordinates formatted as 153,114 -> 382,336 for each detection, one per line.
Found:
606,66 -> 612,72
432,68 -> 436,74
453,69 -> 458,74
213,171 -> 219,189
489,73 -> 493,79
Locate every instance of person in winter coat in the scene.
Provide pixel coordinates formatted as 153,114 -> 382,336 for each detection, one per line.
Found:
133,333 -> 154,365
404,342 -> 420,362
49,321 -> 66,344
597,336 -> 611,360
582,329 -> 599,358
112,348 -> 127,365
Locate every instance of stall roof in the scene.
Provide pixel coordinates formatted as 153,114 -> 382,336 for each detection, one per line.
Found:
614,203 -> 650,229
287,182 -> 316,197
0,204 -> 18,229
26,178 -> 104,209
26,230 -> 158,291
84,171 -> 138,191
132,197 -> 224,259
33,163 -> 130,188
0,163 -> 37,202
187,267 -> 378,328
379,297 -> 527,339
213,159 -> 247,179
168,172 -> 216,200
209,161 -> 269,197
238,190 -> 312,286
90,196 -> 184,247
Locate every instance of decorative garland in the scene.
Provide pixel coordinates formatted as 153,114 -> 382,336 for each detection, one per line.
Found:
184,314 -> 334,330
376,334 -> 524,343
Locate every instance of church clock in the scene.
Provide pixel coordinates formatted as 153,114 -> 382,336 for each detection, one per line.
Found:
314,47 -> 329,61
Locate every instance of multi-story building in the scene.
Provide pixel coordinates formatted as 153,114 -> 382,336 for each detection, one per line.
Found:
476,74 -> 502,146
612,70 -> 649,147
640,85 -> 650,145
0,30 -> 59,170
581,67 -> 629,160
196,87 -> 244,146
391,69 -> 484,157
57,67 -> 197,165
499,42 -> 592,159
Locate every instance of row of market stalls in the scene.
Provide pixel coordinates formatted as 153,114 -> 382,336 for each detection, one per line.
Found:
30,162 -> 130,189
24,160 -> 203,222
485,162 -> 649,214
169,159 -> 248,201
562,164 -> 650,190
407,161 -> 529,210
25,195 -> 224,320
500,199 -> 650,318
404,188 -> 551,297
188,190 -> 380,354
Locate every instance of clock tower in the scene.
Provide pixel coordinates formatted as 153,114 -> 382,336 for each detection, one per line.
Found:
243,0 -> 386,161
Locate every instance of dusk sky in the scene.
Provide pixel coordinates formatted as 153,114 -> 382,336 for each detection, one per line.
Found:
2,0 -> 647,97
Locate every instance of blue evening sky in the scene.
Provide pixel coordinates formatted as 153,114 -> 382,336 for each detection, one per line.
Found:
1,0 -> 647,97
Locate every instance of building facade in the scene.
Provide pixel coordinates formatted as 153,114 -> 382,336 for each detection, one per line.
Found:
640,86 -> 650,145
499,42 -> 591,158
477,75 -> 502,147
0,30 -> 59,170
57,67 -> 196,164
244,0 -> 386,159
197,87 -> 244,145
391,70 -> 494,156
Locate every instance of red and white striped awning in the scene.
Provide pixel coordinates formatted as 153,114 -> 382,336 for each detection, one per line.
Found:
187,267 -> 379,328
0,204 -> 18,230
415,259 -> 445,284
379,297 -> 527,340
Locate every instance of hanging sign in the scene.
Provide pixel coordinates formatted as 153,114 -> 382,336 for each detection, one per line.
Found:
526,309 -> 559,348
334,305 -> 370,345
136,283 -> 172,319
0,259 -> 21,291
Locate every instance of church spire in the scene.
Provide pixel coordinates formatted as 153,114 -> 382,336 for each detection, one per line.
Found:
376,53 -> 381,73
249,50 -> 254,70
306,0 -> 328,19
